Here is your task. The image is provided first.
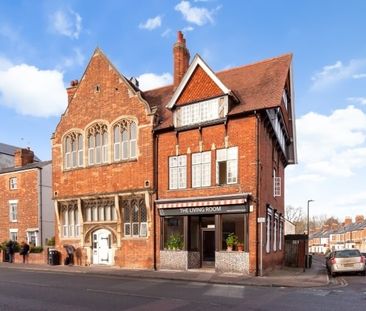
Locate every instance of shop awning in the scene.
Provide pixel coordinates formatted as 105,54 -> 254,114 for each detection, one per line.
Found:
155,193 -> 250,209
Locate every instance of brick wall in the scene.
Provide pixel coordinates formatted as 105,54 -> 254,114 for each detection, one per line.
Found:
52,50 -> 155,269
0,169 -> 39,243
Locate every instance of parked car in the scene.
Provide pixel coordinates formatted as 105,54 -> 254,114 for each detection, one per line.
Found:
326,249 -> 366,277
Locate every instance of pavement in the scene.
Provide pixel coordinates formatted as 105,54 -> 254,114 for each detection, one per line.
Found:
0,255 -> 330,288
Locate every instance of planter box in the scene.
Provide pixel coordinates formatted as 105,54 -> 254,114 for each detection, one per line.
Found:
215,251 -> 249,274
160,250 -> 200,270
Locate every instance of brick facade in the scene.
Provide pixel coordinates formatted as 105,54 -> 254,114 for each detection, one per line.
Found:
52,49 -> 156,268
52,32 -> 296,274
0,151 -> 53,251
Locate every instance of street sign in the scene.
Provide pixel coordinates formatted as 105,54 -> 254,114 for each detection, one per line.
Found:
257,217 -> 266,223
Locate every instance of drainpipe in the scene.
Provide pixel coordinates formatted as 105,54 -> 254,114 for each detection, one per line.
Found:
152,131 -> 158,270
38,168 -> 43,247
254,111 -> 261,276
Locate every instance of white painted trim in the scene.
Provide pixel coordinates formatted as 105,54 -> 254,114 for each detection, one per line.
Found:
289,63 -> 298,164
166,54 -> 231,109
9,228 -> 18,233
9,199 -> 18,204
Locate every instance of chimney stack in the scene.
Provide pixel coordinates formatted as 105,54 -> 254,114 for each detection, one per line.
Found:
355,215 -> 364,224
66,80 -> 79,104
173,31 -> 190,88
344,216 -> 352,226
14,148 -> 34,167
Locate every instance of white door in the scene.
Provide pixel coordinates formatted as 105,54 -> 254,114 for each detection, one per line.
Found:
92,229 -> 112,265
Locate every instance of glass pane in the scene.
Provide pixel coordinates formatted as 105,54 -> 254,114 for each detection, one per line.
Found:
163,217 -> 184,250
78,135 -> 83,149
132,223 -> 139,236
114,143 -> 120,161
130,140 -> 136,158
130,122 -> 137,139
169,156 -> 177,167
114,126 -> 120,143
222,214 -> 245,251
140,203 -> 147,222
122,141 -> 128,159
88,136 -> 94,148
124,223 -> 131,236
96,133 -> 101,146
132,201 -> 139,222
227,147 -> 238,160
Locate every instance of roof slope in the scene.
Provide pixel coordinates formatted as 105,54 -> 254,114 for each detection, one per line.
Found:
0,160 -> 51,174
0,142 -> 41,161
145,53 -> 292,131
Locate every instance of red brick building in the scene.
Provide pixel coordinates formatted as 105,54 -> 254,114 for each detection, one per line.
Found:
52,31 -> 296,274
150,32 -> 297,274
0,148 -> 53,249
52,49 -> 156,267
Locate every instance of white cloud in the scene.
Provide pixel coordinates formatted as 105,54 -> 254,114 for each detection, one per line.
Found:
137,72 -> 172,91
139,16 -> 162,30
286,106 -> 366,219
161,28 -> 172,37
59,48 -> 85,69
50,8 -> 82,39
352,73 -> 366,79
0,57 -> 67,117
182,26 -> 194,32
347,97 -> 366,105
175,1 -> 220,26
310,59 -> 366,91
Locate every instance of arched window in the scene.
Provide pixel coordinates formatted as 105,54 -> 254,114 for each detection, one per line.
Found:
122,198 -> 147,237
64,132 -> 83,169
113,120 -> 138,161
87,123 -> 108,166
60,201 -> 80,238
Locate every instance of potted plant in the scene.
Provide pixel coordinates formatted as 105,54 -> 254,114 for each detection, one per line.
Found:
237,242 -> 244,252
167,233 -> 183,251
226,233 -> 238,251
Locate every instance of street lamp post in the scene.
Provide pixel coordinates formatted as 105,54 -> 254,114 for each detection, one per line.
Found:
307,199 -> 314,269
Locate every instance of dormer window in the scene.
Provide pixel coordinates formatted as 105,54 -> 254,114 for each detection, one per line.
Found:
174,96 -> 228,127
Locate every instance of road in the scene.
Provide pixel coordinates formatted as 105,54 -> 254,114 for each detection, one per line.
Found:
0,266 -> 365,310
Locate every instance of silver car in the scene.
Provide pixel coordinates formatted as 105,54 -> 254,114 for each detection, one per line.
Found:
326,249 -> 366,277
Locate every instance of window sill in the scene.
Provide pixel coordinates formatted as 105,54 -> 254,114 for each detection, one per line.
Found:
122,236 -> 148,240
63,158 -> 138,172
168,183 -> 239,192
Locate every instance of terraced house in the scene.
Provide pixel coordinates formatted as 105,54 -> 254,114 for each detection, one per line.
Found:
52,32 -> 297,274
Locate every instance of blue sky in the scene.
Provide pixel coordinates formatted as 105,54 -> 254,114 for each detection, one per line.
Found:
0,0 -> 366,220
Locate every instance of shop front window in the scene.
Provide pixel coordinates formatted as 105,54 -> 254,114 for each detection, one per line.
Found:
163,217 -> 184,250
221,214 -> 244,251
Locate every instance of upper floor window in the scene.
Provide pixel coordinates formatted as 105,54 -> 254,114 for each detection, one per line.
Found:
113,120 -> 137,161
88,123 -> 108,165
175,96 -> 227,127
192,151 -> 211,188
273,169 -> 281,197
122,198 -> 147,238
9,177 -> 17,190
9,229 -> 18,241
216,147 -> 238,185
83,198 -> 117,222
64,132 -> 83,169
282,90 -> 288,110
9,200 -> 18,222
169,155 -> 187,189
60,201 -> 80,238
267,108 -> 286,156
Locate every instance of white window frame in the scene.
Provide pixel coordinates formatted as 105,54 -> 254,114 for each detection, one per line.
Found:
102,132 -> 108,163
273,214 -> 278,252
266,209 -> 272,253
9,200 -> 18,222
62,207 -> 80,238
216,147 -> 238,185
27,231 -> 38,246
78,135 -> 83,167
113,126 -> 121,161
9,229 -> 18,241
192,151 -> 211,188
9,177 -> 17,190
274,169 -> 281,197
169,155 -> 187,190
279,220 -> 283,250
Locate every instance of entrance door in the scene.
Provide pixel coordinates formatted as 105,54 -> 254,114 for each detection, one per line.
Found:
92,229 -> 112,265
202,229 -> 215,266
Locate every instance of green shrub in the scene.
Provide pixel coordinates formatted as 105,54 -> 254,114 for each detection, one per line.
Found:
30,246 -> 43,253
166,233 -> 184,250
225,233 -> 238,247
46,237 -> 55,246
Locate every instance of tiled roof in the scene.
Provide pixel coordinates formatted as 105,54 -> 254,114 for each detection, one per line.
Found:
0,142 -> 41,161
0,160 -> 51,174
145,53 -> 292,131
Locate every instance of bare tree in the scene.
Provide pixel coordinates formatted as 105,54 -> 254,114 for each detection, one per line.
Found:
285,205 -> 303,223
